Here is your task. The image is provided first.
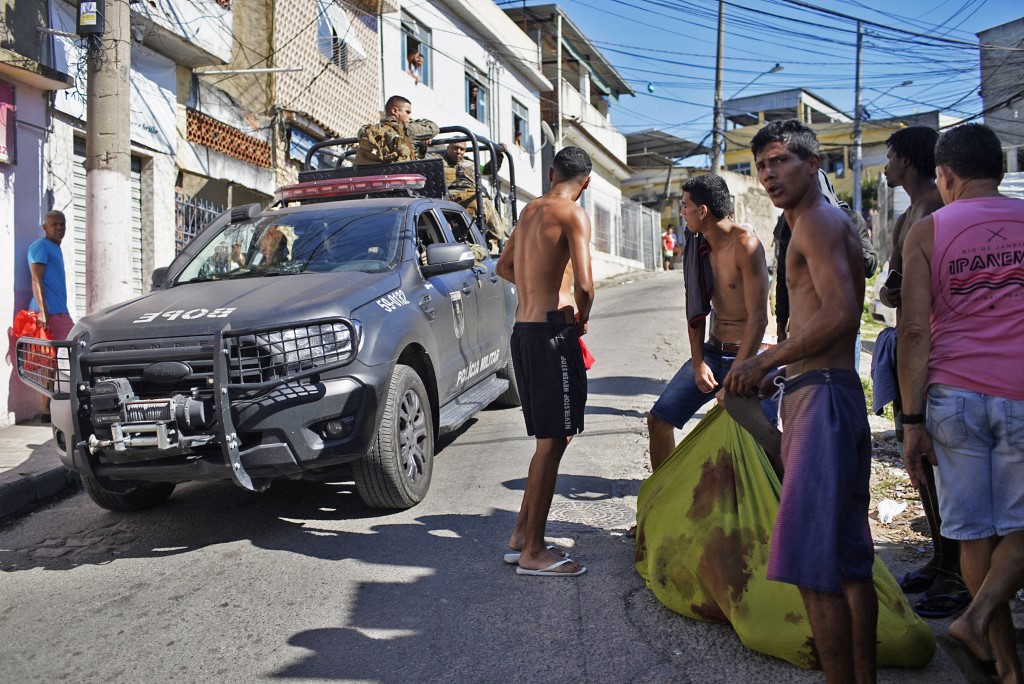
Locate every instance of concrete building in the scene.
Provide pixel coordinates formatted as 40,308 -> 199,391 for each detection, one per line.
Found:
176,0 -> 389,252
0,0 -> 76,427
504,4 -> 662,278
977,18 -> 1024,173
721,89 -> 958,203
377,0 -> 550,206
622,131 -> 780,264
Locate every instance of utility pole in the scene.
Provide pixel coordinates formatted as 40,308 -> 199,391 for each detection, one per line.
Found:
852,20 -> 863,217
85,0 -> 133,313
711,0 -> 724,174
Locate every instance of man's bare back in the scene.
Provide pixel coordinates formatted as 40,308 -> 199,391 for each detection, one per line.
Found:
497,191 -> 593,328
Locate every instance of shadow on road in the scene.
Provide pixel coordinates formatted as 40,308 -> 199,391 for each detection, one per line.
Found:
587,375 -> 666,397
268,510 -> 602,681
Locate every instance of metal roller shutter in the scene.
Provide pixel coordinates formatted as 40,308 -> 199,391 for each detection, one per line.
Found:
72,138 -> 143,316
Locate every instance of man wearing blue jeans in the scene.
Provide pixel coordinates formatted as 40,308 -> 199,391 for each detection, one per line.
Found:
646,175 -> 770,471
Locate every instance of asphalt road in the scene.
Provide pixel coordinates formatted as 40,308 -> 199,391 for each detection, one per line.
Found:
0,272 -> 962,683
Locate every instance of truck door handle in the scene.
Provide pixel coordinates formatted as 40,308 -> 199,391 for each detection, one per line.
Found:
419,294 -> 436,320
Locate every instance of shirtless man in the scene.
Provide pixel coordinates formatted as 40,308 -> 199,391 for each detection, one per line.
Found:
879,127 -> 966,618
646,174 -> 769,471
725,119 -> 875,683
495,147 -> 594,577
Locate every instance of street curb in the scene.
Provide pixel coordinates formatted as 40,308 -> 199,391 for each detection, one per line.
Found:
0,449 -> 78,522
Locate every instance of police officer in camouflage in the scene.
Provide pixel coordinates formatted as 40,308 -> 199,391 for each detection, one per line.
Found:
438,140 -> 506,250
355,95 -> 417,166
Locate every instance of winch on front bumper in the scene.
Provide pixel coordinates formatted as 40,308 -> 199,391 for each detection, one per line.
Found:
15,318 -> 365,491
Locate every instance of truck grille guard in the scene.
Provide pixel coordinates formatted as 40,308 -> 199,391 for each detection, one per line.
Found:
15,318 -> 359,491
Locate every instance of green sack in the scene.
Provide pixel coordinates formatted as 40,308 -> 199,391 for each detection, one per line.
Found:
635,404 -> 935,670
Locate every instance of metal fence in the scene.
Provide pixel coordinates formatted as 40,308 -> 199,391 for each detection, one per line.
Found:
620,197 -> 662,270
175,192 -> 225,253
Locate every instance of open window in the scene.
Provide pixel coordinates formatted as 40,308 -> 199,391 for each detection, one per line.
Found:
511,99 -> 529,151
401,12 -> 431,87
415,210 -> 446,264
316,0 -> 367,71
465,68 -> 487,122
823,149 -> 846,178
441,209 -> 484,251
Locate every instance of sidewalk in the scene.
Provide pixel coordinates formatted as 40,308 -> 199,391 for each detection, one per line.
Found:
0,420 -> 77,521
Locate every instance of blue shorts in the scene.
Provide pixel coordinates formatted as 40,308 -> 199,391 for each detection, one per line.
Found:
651,343 -> 776,428
927,384 -> 1024,540
650,343 -> 734,428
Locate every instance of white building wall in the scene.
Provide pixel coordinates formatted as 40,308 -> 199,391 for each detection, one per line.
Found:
4,90 -> 70,425
380,1 -> 545,202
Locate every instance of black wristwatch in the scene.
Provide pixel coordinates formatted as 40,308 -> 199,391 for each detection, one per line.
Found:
901,412 -> 925,425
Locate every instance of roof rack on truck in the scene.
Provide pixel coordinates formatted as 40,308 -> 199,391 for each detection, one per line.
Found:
296,126 -> 518,237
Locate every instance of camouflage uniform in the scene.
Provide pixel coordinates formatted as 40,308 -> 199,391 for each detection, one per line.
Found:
432,151 -> 507,247
354,117 -> 416,166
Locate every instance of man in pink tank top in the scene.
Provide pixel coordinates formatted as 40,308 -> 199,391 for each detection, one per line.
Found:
899,123 -> 1024,682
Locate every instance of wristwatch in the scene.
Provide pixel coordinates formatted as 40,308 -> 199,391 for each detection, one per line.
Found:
901,412 -> 925,425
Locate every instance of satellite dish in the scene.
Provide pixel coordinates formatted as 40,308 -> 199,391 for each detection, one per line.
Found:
540,120 -> 556,149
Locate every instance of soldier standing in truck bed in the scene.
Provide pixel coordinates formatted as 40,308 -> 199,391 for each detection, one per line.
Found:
355,96 -> 438,167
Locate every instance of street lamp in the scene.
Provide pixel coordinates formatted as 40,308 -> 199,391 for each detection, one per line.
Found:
730,63 -> 784,101
712,63 -> 784,173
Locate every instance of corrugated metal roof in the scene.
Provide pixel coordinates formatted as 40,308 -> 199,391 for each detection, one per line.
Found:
626,129 -> 709,166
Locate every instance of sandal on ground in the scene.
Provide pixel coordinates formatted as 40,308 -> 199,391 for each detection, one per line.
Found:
914,590 -> 971,619
898,568 -> 938,594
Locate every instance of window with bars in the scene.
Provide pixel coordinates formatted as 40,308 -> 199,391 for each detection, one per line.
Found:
317,0 -> 357,71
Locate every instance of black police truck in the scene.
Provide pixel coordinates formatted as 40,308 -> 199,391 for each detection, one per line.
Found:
17,130 -> 520,512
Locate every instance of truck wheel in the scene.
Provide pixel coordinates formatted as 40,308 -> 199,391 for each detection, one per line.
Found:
493,354 -> 522,407
353,364 -> 434,509
81,474 -> 176,512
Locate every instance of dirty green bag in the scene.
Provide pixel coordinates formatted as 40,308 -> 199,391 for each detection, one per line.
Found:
635,404 -> 935,670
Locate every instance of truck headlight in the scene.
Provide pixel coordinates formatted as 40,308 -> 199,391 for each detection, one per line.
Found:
232,320 -> 358,383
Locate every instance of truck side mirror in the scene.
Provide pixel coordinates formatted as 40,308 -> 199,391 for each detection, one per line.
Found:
150,266 -> 168,291
420,243 -> 476,277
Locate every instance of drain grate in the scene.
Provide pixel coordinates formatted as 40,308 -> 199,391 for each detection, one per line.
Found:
546,500 -> 635,533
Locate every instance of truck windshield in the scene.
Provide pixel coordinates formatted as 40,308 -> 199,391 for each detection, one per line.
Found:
175,206 -> 405,283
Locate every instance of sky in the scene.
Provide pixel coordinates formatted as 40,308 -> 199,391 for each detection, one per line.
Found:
499,0 -> 1022,156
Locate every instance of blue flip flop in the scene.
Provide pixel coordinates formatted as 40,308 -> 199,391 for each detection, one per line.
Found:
899,568 -> 938,594
914,590 -> 971,619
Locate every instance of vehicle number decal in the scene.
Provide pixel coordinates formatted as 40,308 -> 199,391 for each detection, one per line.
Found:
132,308 -> 236,324
376,290 -> 409,313
456,348 -> 500,386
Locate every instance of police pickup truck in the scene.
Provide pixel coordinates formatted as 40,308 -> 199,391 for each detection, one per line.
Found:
17,129 -> 520,512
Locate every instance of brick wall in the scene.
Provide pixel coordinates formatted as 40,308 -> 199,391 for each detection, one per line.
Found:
186,109 -> 272,167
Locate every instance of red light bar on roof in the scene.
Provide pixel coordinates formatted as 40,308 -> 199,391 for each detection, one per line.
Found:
275,174 -> 426,202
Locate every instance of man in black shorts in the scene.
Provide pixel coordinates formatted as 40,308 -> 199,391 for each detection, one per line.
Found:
496,147 -> 594,577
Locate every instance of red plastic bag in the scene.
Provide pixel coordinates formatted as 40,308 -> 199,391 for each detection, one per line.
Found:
579,338 -> 595,371
12,310 -> 55,372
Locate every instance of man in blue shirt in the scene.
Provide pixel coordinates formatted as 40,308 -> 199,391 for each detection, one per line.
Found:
27,210 -> 73,422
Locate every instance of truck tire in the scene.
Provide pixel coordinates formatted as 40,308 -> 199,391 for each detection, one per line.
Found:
81,474 -> 176,512
353,364 -> 434,509
493,354 -> 522,408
